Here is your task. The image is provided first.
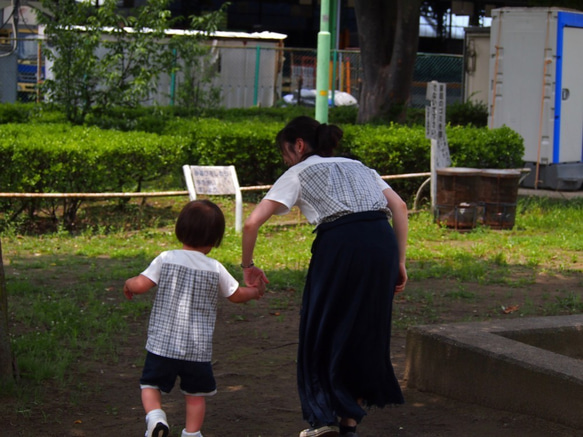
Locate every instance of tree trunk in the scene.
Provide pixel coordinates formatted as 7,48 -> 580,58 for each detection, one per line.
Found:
355,0 -> 421,124
0,239 -> 15,383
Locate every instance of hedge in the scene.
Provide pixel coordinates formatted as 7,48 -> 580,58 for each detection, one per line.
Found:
0,118 -> 524,229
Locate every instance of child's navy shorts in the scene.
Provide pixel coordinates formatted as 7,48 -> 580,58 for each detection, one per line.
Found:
139,351 -> 217,396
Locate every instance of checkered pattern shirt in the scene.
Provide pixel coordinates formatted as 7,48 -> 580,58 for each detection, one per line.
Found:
140,250 -> 239,361
265,155 -> 392,225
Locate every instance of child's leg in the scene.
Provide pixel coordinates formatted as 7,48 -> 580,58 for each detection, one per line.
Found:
142,388 -> 169,437
142,387 -> 163,413
184,394 -> 206,433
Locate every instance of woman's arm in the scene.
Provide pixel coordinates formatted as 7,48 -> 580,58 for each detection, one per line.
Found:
242,199 -> 282,286
383,187 -> 409,293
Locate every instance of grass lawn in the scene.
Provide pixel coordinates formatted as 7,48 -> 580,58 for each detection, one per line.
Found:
0,194 -> 581,435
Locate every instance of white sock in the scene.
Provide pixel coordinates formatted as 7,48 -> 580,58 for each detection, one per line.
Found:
146,409 -> 168,434
181,429 -> 202,437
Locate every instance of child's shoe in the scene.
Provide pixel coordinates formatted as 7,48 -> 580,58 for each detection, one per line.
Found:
299,425 -> 339,437
147,421 -> 169,437
145,409 -> 169,437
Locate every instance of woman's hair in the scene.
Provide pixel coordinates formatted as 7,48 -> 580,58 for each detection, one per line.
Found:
175,199 -> 226,248
275,116 -> 343,159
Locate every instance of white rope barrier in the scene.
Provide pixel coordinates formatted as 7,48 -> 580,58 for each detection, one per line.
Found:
0,172 -> 432,199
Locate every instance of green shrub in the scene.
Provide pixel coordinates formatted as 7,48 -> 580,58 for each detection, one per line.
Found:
447,100 -> 488,127
179,119 -> 285,186
0,104 -> 525,229
0,123 -> 188,226
0,102 -> 35,123
447,125 -> 524,168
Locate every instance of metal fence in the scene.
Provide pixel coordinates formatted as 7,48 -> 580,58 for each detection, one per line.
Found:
0,40 -> 463,109
280,48 -> 463,108
0,35 -> 44,103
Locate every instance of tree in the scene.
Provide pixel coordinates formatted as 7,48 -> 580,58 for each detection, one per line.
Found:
38,0 -> 227,120
0,240 -> 15,385
92,0 -> 173,109
38,0 -> 174,119
38,0 -> 102,123
354,0 -> 422,124
169,3 -> 229,110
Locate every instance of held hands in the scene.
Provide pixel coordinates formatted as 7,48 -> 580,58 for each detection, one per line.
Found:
244,265 -> 269,300
244,265 -> 269,288
254,277 -> 267,299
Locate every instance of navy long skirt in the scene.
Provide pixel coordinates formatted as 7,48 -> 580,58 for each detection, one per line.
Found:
297,211 -> 404,426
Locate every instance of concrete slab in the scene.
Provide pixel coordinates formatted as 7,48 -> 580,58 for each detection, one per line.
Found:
404,314 -> 583,429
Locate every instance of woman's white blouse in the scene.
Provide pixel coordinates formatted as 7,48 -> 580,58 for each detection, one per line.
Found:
265,155 -> 391,225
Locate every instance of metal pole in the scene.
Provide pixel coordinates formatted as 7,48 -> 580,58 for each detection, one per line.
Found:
170,48 -> 177,106
330,0 -> 340,107
253,46 -> 261,106
315,0 -> 331,123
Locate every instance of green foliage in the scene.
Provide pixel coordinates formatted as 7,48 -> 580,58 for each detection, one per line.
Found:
92,0 -> 173,109
173,118 -> 285,185
83,106 -> 180,133
447,99 -> 488,127
447,125 -> 524,169
170,4 -> 229,110
0,123 -> 187,227
37,0 -> 225,122
344,123 -> 430,176
343,123 -> 523,197
0,103 -> 36,123
0,103 -> 526,228
38,0 -> 102,123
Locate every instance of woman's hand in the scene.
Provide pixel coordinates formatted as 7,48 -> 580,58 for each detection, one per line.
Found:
243,265 -> 269,288
394,262 -> 407,294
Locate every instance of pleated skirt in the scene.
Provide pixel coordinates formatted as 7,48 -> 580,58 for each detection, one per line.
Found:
297,211 -> 404,426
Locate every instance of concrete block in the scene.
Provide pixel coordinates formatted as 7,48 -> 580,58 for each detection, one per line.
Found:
404,315 -> 583,429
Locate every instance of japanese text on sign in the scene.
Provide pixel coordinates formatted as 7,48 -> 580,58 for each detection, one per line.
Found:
191,167 -> 237,195
425,81 -> 447,141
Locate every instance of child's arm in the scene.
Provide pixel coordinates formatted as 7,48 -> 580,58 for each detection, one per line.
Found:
123,274 -> 156,300
228,278 -> 266,303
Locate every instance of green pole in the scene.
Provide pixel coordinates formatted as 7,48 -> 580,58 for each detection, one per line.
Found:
315,0 -> 331,123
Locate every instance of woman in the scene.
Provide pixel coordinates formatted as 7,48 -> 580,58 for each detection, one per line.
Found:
242,116 -> 407,437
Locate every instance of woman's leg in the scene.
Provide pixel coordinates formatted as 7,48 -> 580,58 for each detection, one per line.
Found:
339,417 -> 358,435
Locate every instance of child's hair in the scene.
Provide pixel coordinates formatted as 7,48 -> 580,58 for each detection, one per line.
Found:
175,200 -> 225,248
276,115 -> 343,158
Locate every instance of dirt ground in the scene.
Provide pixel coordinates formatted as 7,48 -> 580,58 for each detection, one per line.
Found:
3,274 -> 583,437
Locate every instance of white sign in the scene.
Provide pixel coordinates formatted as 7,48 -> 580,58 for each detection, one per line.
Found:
425,81 -> 447,141
182,165 -> 243,232
190,166 -> 238,195
426,81 -> 451,209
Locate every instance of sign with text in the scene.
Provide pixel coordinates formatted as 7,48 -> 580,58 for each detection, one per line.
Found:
188,166 -> 238,195
426,81 -> 451,169
182,165 -> 243,232
425,81 -> 446,141
426,81 -> 451,209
